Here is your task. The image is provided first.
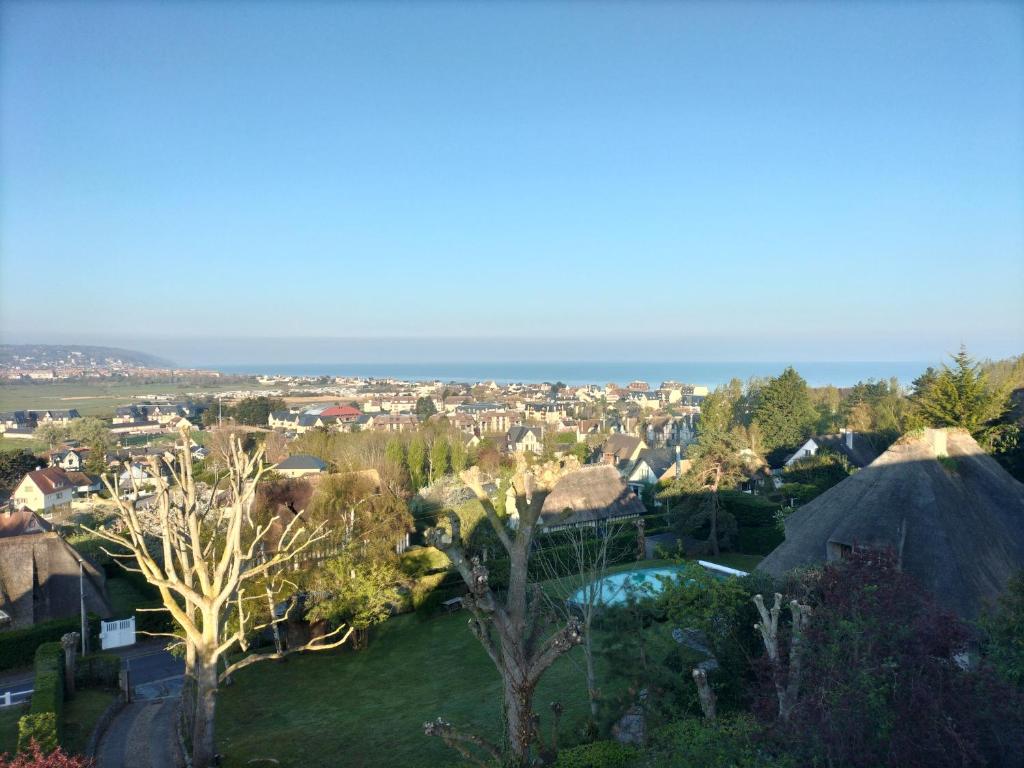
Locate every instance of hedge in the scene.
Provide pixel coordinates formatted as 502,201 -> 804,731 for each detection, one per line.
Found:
17,642 -> 64,751
0,615 -> 99,672
75,653 -> 121,689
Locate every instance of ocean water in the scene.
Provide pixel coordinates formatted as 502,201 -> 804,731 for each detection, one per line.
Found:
212,360 -> 933,388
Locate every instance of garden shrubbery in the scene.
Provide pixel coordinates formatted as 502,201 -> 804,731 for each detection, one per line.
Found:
0,618 -> 98,673
17,644 -> 64,753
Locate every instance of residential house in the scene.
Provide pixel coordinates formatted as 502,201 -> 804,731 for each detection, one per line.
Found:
769,429 -> 881,487
49,447 -> 90,472
12,469 -> 74,515
0,507 -> 111,631
506,426 -> 544,454
368,414 -> 420,433
539,465 -> 646,532
64,471 -> 102,496
759,428 -> 1024,619
275,455 -> 329,478
625,447 -> 685,494
600,434 -> 648,469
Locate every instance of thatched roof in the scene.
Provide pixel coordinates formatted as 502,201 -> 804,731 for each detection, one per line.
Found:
758,428 -> 1024,618
540,464 -> 645,528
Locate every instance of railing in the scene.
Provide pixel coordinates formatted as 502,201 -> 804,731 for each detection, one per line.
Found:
0,689 -> 32,708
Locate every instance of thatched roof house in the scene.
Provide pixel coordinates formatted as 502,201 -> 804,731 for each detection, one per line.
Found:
758,428 -> 1024,618
540,464 -> 646,531
0,508 -> 111,631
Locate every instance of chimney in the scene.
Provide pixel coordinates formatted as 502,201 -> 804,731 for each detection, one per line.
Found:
846,430 -> 854,450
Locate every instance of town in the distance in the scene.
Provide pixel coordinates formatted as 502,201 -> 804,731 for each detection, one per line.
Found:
1,341 -> 1023,767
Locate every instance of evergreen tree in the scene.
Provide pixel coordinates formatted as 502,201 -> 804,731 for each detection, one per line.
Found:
429,437 -> 449,482
415,396 -> 437,421
913,346 -> 1007,433
752,367 -> 818,452
449,437 -> 468,473
407,436 -> 427,489
384,437 -> 405,470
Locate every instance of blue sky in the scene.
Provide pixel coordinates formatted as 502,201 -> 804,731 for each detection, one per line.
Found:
1,1 -> 1022,364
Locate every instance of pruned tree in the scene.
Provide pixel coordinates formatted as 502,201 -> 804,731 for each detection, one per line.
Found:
424,467 -> 583,766
752,592 -> 811,722
536,519 -> 628,720
91,431 -> 351,768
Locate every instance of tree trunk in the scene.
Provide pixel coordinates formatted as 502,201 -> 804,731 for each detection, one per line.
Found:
584,640 -> 598,718
191,657 -> 219,768
708,468 -> 722,556
504,681 -> 535,767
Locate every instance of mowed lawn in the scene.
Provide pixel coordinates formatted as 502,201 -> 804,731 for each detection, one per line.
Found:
216,611 -> 594,768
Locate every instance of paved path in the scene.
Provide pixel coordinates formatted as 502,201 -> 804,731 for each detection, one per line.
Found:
97,698 -> 182,768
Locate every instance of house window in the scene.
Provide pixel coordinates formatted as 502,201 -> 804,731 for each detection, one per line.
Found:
827,541 -> 853,562
804,449 -> 812,457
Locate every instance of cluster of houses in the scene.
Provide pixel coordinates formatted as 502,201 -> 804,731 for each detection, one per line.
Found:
0,408 -> 81,438
112,401 -> 206,436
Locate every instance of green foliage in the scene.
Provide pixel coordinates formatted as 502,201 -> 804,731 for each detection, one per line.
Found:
73,653 -> 120,689
305,553 -> 403,634
0,450 -> 40,494
398,547 -> 449,578
67,418 -> 114,458
912,346 -> 1008,435
16,713 -> 58,755
778,449 -> 853,503
20,643 -> 64,752
31,423 -> 67,450
554,740 -> 638,768
407,436 -> 427,489
981,572 -> 1024,688
449,438 -> 468,473
752,367 -> 817,453
0,617 -> 99,672
644,715 -> 791,768
429,438 -> 448,482
414,396 -> 437,421
230,396 -> 287,426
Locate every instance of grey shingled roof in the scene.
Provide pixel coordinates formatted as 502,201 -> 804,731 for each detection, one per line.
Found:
277,455 -> 328,471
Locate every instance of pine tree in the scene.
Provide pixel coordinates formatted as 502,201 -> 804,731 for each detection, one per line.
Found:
407,436 -> 427,489
913,346 -> 1006,433
429,437 -> 449,482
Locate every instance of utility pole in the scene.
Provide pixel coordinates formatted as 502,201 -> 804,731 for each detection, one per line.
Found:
79,560 -> 87,656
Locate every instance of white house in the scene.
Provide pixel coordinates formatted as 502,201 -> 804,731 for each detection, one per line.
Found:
12,469 -> 75,514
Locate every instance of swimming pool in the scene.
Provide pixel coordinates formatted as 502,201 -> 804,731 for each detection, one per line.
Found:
569,566 -> 689,606
568,561 -> 746,606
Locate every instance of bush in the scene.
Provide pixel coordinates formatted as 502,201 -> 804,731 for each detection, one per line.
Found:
409,572 -> 458,618
554,740 -> 638,768
16,644 -> 65,753
74,654 -> 120,689
645,715 -> 791,768
1,741 -> 92,767
0,617 -> 99,673
15,714 -> 58,755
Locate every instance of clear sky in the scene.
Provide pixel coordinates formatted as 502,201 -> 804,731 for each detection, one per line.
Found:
1,1 -> 1022,364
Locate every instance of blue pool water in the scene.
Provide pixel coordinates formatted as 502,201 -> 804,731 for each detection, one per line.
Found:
569,566 -> 690,606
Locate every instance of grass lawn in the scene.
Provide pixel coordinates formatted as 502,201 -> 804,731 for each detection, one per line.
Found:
0,704 -> 25,756
62,688 -> 117,756
105,578 -> 153,618
216,611 -> 595,768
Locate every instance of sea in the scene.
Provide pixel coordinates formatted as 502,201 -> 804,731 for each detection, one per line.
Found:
211,361 -> 934,389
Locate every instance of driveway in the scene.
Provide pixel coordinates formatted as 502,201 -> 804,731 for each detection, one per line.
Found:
97,698 -> 181,768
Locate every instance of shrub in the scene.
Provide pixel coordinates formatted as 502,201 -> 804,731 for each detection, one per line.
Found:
15,714 -> 58,755
410,572 -> 457,618
0,617 -> 99,673
554,740 -> 638,768
645,715 -> 791,767
2,740 -> 93,766
74,654 -> 120,689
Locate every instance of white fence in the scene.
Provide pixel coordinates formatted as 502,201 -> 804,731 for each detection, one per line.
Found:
0,689 -> 32,708
100,616 -> 136,650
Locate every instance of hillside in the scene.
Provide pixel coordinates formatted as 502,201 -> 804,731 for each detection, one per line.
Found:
0,344 -> 173,369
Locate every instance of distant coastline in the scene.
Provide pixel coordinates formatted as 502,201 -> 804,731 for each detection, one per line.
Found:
207,361 -> 934,389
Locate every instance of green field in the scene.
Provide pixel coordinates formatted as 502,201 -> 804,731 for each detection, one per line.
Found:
0,381 -> 275,419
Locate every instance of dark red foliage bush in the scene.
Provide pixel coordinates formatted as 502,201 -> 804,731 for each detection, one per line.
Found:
772,549 -> 1024,768
0,741 -> 93,768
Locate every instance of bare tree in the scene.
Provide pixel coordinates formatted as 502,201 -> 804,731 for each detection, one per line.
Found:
536,519 -> 627,720
753,592 -> 811,722
424,468 -> 583,767
93,431 -> 351,768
